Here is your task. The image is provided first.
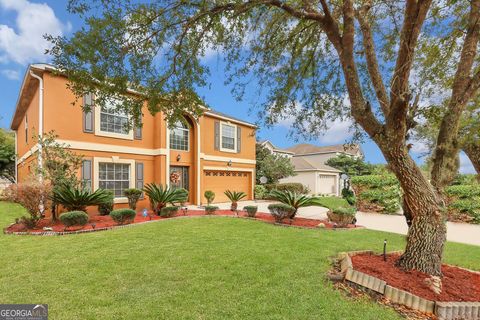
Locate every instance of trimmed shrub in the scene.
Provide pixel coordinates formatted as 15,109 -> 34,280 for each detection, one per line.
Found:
267,203 -> 295,223
243,205 -> 258,217
254,185 -> 267,199
160,206 -> 179,217
60,211 -> 89,228
265,183 -> 308,194
124,188 -> 142,210
341,188 -> 356,205
98,190 -> 114,216
204,190 -> 215,205
204,205 -> 219,215
445,185 -> 480,224
327,206 -> 356,227
351,174 -> 401,214
110,209 -> 136,225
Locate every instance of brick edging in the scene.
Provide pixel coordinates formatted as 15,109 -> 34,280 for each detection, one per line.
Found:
339,252 -> 480,319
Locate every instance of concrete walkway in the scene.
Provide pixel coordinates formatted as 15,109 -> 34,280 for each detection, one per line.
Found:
189,200 -> 480,247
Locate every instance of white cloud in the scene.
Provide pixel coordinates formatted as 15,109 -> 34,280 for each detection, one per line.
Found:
0,0 -> 71,64
0,68 -> 19,80
317,117 -> 354,144
459,152 -> 476,174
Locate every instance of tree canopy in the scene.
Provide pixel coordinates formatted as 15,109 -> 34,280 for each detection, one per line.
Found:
256,143 -> 295,184
0,128 -> 15,183
325,154 -> 373,176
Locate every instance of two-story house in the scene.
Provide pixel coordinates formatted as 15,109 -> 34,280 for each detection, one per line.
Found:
10,64 -> 256,209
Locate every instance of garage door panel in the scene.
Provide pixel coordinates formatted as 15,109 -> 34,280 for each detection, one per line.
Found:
204,170 -> 251,203
317,174 -> 336,195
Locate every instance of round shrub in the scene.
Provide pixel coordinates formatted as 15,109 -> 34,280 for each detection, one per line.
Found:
98,190 -> 114,216
60,211 -> 89,228
254,185 -> 267,199
267,203 -> 294,223
204,205 -> 219,215
327,206 -> 356,227
204,190 -> 215,205
110,209 -> 136,225
160,206 -> 179,218
243,205 -> 258,217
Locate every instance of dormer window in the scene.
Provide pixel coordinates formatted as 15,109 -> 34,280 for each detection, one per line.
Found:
170,120 -> 189,151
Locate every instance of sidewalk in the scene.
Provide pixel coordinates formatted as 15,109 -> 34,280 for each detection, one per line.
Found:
190,200 -> 480,247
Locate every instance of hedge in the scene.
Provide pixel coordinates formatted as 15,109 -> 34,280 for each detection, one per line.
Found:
351,174 -> 401,214
445,185 -> 480,224
264,183 -> 309,194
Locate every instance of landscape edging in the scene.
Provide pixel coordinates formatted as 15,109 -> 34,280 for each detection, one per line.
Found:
339,252 -> 480,320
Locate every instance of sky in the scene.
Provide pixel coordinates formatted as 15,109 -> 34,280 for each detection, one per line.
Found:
0,0 -> 475,173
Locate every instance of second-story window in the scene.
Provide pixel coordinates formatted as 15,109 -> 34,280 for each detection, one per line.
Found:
220,123 -> 236,152
99,100 -> 129,134
24,114 -> 28,144
170,120 -> 189,151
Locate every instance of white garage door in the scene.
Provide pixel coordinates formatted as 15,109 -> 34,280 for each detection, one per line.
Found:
317,174 -> 336,195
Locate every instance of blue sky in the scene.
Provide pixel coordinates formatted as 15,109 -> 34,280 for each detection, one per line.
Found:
0,0 -> 475,172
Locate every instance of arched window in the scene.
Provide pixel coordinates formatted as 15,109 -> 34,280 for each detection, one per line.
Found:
170,120 -> 189,151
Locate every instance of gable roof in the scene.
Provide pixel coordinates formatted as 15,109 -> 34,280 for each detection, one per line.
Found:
291,156 -> 341,172
259,140 -> 295,154
286,143 -> 361,156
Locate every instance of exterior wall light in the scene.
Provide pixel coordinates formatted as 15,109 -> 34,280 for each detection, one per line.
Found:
227,160 -> 232,166
176,154 -> 181,162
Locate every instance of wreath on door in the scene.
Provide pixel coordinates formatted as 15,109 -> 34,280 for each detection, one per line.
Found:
170,171 -> 181,184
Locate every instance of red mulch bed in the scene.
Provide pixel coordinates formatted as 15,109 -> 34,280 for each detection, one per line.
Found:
351,253 -> 480,302
5,210 -> 359,233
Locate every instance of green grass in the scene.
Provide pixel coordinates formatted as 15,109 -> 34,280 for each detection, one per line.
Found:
0,201 -> 479,319
316,196 -> 351,210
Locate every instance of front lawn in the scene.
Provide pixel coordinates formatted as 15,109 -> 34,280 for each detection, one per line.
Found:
0,201 -> 479,319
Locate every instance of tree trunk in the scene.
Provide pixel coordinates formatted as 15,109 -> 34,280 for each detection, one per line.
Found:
464,142 -> 480,182
379,143 -> 446,276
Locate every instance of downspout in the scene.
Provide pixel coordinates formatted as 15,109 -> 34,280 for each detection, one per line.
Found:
29,71 -> 43,183
14,131 -> 17,183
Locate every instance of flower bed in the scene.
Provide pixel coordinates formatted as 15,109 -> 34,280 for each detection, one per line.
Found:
4,210 -> 361,235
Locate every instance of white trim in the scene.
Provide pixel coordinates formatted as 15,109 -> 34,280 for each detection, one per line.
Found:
203,166 -> 254,172
294,169 -> 341,173
204,111 -> 256,128
29,71 -> 44,182
17,144 -> 39,165
196,121 -> 201,205
219,122 -> 237,153
169,121 -> 190,152
14,131 -> 17,182
93,157 -> 136,204
55,139 -> 168,156
165,126 -> 170,187
94,106 -> 134,140
200,153 -> 256,165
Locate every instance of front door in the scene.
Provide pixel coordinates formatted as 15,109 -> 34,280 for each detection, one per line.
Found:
170,166 -> 190,199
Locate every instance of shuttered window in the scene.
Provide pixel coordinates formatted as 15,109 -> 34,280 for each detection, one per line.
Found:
82,160 -> 92,191
83,92 -> 94,133
136,162 -> 144,198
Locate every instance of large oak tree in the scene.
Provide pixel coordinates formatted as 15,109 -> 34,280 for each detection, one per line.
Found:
48,0 -> 480,276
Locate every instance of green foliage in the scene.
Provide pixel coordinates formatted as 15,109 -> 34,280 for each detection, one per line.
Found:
110,209 -> 136,225
341,188 -> 356,205
265,183 -> 309,194
124,188 -> 142,210
269,190 -> 324,218
52,185 -> 112,212
351,175 -> 401,214
445,185 -> 480,223
327,208 -> 356,227
98,190 -> 114,216
267,203 -> 295,223
243,205 -> 258,217
314,196 -> 351,211
143,184 -> 188,214
0,128 -> 15,183
160,206 -> 179,218
445,185 -> 480,198
254,185 -> 267,199
256,143 -> 295,184
331,206 -> 356,216
450,174 -> 479,186
224,190 -> 247,203
325,154 -> 373,176
204,205 -> 219,215
204,190 -> 215,205
59,211 -> 89,228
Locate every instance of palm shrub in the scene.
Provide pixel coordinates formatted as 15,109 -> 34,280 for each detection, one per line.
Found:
243,205 -> 258,217
52,185 -> 112,212
124,188 -> 142,210
110,209 -> 136,225
204,190 -> 215,205
269,190 -> 324,219
143,183 -> 188,214
98,190 -> 114,216
59,211 -> 89,228
268,203 -> 295,223
224,190 -> 247,211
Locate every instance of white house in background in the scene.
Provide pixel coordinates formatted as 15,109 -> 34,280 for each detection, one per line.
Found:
274,143 -> 364,196
259,140 -> 295,157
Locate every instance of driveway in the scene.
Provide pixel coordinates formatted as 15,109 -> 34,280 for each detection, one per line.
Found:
189,200 -> 480,247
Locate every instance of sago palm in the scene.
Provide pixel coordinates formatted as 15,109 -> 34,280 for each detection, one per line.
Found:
143,183 -> 189,214
52,185 -> 112,212
269,190 -> 324,218
224,190 -> 247,211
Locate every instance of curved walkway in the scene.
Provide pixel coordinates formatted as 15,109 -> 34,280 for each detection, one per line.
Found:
196,201 -> 480,247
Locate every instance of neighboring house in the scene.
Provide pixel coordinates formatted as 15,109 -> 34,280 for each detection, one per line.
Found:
276,143 -> 363,196
258,140 -> 294,158
10,64 -> 256,209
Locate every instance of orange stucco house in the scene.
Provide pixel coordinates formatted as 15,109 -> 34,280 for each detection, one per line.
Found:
11,64 -> 256,209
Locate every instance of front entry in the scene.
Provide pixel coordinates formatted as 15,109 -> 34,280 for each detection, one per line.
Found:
170,166 -> 190,200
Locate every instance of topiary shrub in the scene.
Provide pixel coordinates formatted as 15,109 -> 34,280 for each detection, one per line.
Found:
160,206 -> 179,217
204,190 -> 215,205
268,203 -> 294,223
204,205 -> 219,215
60,211 -> 89,228
110,209 -> 136,225
124,188 -> 142,210
254,185 -> 267,199
243,205 -> 258,217
327,206 -> 356,227
98,190 -> 114,216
